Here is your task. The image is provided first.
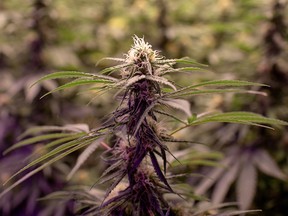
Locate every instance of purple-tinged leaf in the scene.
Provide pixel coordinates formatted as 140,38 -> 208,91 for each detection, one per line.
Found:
153,149 -> 172,170
160,148 -> 167,174
101,171 -> 127,204
236,158 -> 257,210
95,187 -> 131,216
165,207 -> 171,216
148,131 -> 181,166
149,151 -> 173,192
97,169 -> 125,185
195,156 -> 233,195
147,187 -> 165,216
97,160 -> 123,183
212,160 -> 240,204
254,149 -> 287,180
128,149 -> 147,184
133,101 -> 157,136
132,149 -> 147,171
101,188 -> 131,207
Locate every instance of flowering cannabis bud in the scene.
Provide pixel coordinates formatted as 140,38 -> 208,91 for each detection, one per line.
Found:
2,35 -> 286,216
125,36 -> 163,65
102,37 -> 176,215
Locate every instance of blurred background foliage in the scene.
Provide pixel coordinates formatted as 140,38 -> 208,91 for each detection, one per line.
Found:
0,0 -> 287,215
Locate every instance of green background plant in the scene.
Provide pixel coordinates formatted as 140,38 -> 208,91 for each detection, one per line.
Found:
0,0 -> 287,215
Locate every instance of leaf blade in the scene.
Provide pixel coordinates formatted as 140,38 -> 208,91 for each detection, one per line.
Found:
67,140 -> 102,180
254,149 -> 287,180
236,158 -> 257,210
40,79 -> 114,98
4,133 -> 74,154
0,136 -> 100,199
3,135 -> 99,185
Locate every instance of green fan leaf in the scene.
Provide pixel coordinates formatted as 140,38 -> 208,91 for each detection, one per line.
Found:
154,58 -> 208,67
171,112 -> 288,135
18,124 -> 89,140
3,133 -> 74,155
0,136 -> 101,199
169,89 -> 266,98
186,79 -> 268,88
175,58 -> 209,67
159,67 -> 208,75
40,79 -> 114,98
30,71 -> 92,87
190,112 -> 288,126
3,135 -> 101,186
172,159 -> 221,167
23,133 -> 86,163
167,80 -> 268,97
18,126 -> 70,140
67,140 -> 102,180
30,71 -> 117,87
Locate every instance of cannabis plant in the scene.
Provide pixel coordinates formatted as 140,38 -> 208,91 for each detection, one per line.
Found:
191,0 -> 288,212
1,36 -> 287,215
